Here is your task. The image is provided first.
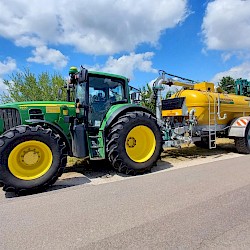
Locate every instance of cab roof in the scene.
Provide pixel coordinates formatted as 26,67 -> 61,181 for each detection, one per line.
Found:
89,70 -> 128,82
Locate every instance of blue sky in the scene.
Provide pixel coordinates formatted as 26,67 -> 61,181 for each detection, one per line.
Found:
1,0 -> 250,93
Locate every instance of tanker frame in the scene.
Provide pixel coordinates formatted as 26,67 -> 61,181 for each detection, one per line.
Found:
154,70 -> 250,153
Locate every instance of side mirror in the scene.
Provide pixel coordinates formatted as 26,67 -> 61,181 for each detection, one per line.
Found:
130,92 -> 141,104
131,92 -> 136,100
78,66 -> 88,83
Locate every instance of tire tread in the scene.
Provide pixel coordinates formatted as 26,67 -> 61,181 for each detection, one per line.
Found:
0,125 -> 67,194
106,111 -> 163,175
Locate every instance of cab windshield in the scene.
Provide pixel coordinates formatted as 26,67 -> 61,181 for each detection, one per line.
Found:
89,76 -> 125,104
75,75 -> 126,105
88,76 -> 126,126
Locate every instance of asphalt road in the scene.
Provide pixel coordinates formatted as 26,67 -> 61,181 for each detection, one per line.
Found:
1,155 -> 250,249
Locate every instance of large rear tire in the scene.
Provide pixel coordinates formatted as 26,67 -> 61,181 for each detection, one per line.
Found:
235,124 -> 250,153
106,111 -> 163,174
0,125 -> 67,194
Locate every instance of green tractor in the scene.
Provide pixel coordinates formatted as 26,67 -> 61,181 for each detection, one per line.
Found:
0,66 -> 162,194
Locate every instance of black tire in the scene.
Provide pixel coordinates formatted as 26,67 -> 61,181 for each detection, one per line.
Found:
106,111 -> 163,174
194,136 -> 209,149
0,125 -> 67,194
235,124 -> 250,153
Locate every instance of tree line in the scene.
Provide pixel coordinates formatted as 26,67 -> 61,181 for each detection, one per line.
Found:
0,69 -> 241,113
0,69 -> 66,103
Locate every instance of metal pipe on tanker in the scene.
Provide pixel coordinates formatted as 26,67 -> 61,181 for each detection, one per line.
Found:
155,72 -> 166,121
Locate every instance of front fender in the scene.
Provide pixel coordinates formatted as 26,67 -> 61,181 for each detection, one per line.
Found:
25,119 -> 72,155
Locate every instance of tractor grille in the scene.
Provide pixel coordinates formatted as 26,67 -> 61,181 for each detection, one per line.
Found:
0,108 -> 21,132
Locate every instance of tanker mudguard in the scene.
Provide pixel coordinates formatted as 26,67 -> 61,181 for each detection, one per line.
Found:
104,105 -> 155,129
228,117 -> 250,137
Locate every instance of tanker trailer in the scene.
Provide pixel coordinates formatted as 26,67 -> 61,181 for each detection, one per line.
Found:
153,70 -> 250,153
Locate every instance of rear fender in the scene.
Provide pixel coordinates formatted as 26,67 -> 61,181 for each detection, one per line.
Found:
103,106 -> 155,131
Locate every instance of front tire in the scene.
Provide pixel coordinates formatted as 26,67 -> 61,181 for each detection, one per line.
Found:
106,111 -> 163,174
0,125 -> 67,193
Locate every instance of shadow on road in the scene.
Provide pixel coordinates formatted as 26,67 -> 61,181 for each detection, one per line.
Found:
4,140 -> 237,198
4,177 -> 91,198
4,161 -> 117,198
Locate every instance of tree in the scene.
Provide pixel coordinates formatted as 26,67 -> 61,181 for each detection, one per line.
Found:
218,76 -> 235,94
164,88 -> 179,99
0,69 -> 67,103
140,83 -> 156,113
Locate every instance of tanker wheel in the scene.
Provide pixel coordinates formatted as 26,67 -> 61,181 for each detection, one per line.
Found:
106,111 -> 163,174
235,124 -> 250,153
194,136 -> 209,149
0,125 -> 67,194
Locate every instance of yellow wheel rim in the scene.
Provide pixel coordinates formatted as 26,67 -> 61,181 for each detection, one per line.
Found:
8,140 -> 53,180
125,125 -> 156,163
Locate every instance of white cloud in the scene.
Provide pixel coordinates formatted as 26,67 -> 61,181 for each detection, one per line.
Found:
203,0 -> 250,85
212,62 -> 250,83
202,0 -> 250,51
27,46 -> 68,69
0,0 -> 189,55
0,78 -> 7,92
221,52 -> 233,62
0,57 -> 16,93
88,52 -> 157,79
0,57 -> 16,75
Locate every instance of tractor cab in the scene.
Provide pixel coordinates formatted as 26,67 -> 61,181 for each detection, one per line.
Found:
69,66 -> 129,129
68,66 -> 130,159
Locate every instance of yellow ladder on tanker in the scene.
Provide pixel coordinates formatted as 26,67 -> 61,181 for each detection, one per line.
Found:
208,93 -> 217,149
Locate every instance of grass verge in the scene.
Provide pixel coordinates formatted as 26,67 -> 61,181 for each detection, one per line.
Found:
67,138 -> 236,168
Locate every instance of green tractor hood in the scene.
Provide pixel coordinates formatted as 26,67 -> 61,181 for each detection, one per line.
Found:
0,101 -> 76,135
